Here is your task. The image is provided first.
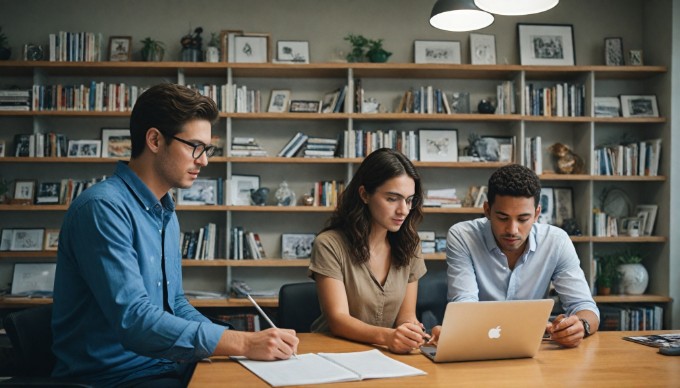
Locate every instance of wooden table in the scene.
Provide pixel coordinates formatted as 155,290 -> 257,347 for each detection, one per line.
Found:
190,331 -> 680,387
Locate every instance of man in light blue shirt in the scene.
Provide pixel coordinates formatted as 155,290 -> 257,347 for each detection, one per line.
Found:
52,84 -> 298,387
433,164 -> 598,348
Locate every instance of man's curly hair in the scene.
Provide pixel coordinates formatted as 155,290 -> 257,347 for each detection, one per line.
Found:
487,164 -> 541,208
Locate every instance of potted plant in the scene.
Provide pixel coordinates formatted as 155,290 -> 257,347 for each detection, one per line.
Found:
0,27 -> 11,60
140,37 -> 165,62
617,250 -> 648,295
596,255 -> 621,296
366,38 -> 391,63
344,34 -> 391,63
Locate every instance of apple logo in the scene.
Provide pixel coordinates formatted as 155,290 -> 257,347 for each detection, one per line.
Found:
488,326 -> 502,339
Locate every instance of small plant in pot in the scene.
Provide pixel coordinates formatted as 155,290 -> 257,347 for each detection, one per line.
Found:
596,254 -> 621,296
617,250 -> 648,295
344,34 -> 391,63
140,37 -> 165,62
366,38 -> 391,63
0,27 -> 11,60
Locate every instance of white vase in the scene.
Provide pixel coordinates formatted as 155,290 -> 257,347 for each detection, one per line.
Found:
205,46 -> 220,63
618,263 -> 649,295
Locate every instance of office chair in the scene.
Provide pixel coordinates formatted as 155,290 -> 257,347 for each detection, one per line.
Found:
416,271 -> 448,331
277,282 -> 321,333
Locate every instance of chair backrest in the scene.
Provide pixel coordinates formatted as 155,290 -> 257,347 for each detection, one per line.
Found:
416,271 -> 448,330
3,304 -> 55,377
277,282 -> 321,333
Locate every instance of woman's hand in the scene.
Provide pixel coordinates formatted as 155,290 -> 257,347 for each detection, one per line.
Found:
387,321 -> 430,353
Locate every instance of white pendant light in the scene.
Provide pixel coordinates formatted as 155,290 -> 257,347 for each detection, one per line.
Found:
474,0 -> 559,16
430,0 -> 494,32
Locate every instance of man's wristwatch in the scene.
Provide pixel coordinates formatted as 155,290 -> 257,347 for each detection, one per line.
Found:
580,318 -> 591,338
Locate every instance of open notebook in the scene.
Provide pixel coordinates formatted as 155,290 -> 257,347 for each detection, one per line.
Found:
234,349 -> 425,386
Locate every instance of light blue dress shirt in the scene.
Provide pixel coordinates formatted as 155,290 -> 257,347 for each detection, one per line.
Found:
52,161 -> 225,386
446,218 -> 599,319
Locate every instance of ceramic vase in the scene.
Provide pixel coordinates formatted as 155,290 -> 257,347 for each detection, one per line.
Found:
618,263 -> 649,294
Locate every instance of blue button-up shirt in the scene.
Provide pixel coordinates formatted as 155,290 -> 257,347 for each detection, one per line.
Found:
52,161 -> 225,386
446,218 -> 599,318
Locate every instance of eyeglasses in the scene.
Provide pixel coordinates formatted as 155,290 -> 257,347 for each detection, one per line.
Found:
378,191 -> 420,210
170,135 -> 216,159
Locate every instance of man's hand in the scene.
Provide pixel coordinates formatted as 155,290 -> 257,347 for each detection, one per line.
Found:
428,325 -> 442,346
243,328 -> 299,360
387,321 -> 430,354
546,314 -> 584,348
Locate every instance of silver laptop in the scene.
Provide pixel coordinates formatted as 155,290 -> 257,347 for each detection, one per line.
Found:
420,299 -> 554,362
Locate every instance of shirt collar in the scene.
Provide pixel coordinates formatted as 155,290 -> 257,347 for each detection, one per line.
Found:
114,161 -> 175,212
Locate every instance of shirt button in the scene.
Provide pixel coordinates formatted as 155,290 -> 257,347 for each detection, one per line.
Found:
145,207 -> 149,211
157,281 -> 161,287
166,281 -> 170,285
159,229 -> 162,234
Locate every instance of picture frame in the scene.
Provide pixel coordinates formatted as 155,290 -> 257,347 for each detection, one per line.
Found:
276,40 -> 310,63
230,174 -> 260,206
177,178 -> 218,206
101,128 -> 131,158
11,263 -> 56,295
593,97 -> 621,117
10,228 -> 44,251
449,92 -> 470,114
553,187 -> 574,227
219,29 -> 244,62
620,95 -> 659,117
517,23 -> 575,66
414,40 -> 461,64
620,216 -> 641,237
0,229 -> 12,251
289,100 -> 321,113
267,89 -> 291,113
635,204 -> 658,236
13,180 -> 36,204
234,33 -> 271,63
35,182 -> 62,204
418,129 -> 458,162
281,233 -> 315,259
604,37 -> 624,66
0,140 -> 5,157
470,33 -> 496,65
68,139 -> 102,157
320,90 -> 341,113
44,229 -> 60,251
538,187 -> 555,224
629,49 -> 643,66
479,136 -> 514,162
108,36 -> 132,62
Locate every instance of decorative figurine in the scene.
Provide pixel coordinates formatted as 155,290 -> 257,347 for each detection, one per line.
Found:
250,187 -> 269,206
477,99 -> 496,114
275,181 -> 296,206
548,143 -> 585,174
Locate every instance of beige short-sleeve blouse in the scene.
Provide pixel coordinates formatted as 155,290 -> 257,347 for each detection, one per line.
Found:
308,229 -> 427,333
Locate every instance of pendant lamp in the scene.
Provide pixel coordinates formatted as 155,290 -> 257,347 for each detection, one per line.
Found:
474,0 -> 559,15
430,0 -> 494,32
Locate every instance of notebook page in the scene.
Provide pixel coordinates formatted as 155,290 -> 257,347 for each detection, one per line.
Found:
318,349 -> 426,380
234,353 -> 359,387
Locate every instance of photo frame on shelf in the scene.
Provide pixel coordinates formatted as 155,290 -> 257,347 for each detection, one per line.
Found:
593,97 -> 621,117
620,216 -> 641,237
0,140 -> 5,157
517,23 -> 575,66
414,40 -> 461,64
470,33 -> 496,65
450,92 -> 470,114
553,187 -> 574,227
604,37 -> 624,66
629,49 -> 643,65
276,40 -> 309,63
101,128 -> 131,158
620,95 -> 659,117
177,178 -> 218,206
281,233 -> 315,259
10,228 -> 45,251
68,140 -> 102,157
267,89 -> 291,113
43,229 -> 60,251
35,182 -> 61,204
10,263 -> 56,295
418,129 -> 458,162
289,100 -> 321,113
234,33 -> 270,63
538,187 -> 555,224
0,229 -> 12,251
108,36 -> 132,62
13,180 -> 35,204
230,174 -> 260,206
479,136 -> 514,162
220,29 -> 244,62
635,204 -> 658,236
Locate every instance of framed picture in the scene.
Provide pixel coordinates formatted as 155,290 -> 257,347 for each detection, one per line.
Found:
289,100 -> 321,113
276,40 -> 309,63
230,174 -> 260,206
538,187 -> 555,224
35,182 -> 61,204
177,178 -> 218,206
635,204 -> 658,236
414,40 -> 461,64
604,37 -> 624,66
44,229 -> 60,251
268,89 -> 291,113
101,128 -> 131,158
479,136 -> 514,162
234,34 -> 270,63
629,49 -> 643,66
10,228 -> 44,251
220,29 -> 244,62
0,140 -> 5,157
13,180 -> 36,203
450,92 -> 470,114
470,33 -> 496,65
419,129 -> 458,162
593,97 -> 621,117
620,95 -> 659,117
620,216 -> 641,237
553,187 -> 574,227
281,233 -> 315,259
0,229 -> 12,251
108,36 -> 132,62
11,263 -> 56,295
68,139 -> 102,157
517,23 -> 575,66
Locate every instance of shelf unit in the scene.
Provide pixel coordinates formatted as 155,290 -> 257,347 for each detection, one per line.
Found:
0,61 -> 671,328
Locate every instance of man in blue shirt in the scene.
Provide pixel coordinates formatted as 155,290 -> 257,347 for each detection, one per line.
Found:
52,84 -> 298,387
432,164 -> 599,348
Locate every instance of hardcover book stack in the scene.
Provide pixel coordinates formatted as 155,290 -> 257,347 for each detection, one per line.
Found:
303,137 -> 338,158
277,132 -> 308,157
310,180 -> 344,207
229,226 -> 266,260
344,129 -> 419,160
524,82 -> 585,117
31,82 -> 146,112
13,132 -> 68,157
594,139 -> 662,176
0,90 -> 31,111
230,137 -> 268,157
180,223 -> 218,260
49,31 -> 103,62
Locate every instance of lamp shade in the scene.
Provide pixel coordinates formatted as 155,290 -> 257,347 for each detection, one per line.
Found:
430,0 -> 494,32
474,0 -> 559,15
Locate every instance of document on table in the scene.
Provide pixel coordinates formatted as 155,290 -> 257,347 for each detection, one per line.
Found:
234,349 -> 426,386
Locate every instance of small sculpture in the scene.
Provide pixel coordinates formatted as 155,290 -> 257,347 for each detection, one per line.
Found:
275,181 -> 296,206
548,143 -> 585,174
477,99 -> 496,114
250,187 -> 269,206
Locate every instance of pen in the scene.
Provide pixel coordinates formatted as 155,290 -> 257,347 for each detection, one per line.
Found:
246,293 -> 298,359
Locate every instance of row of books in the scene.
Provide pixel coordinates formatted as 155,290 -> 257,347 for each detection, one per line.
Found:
215,313 -> 261,332
13,133 -> 68,157
320,86 -> 348,113
31,83 -> 147,112
187,83 -> 262,113
495,81 -> 517,115
343,128 -> 419,161
524,136 -> 543,174
230,137 -> 268,157
180,223 -> 218,260
230,227 -> 267,260
0,90 -> 31,111
395,86 -> 453,114
594,139 -> 662,176
599,304 -> 663,331
592,209 -> 619,237
49,31 -> 103,62
524,82 -> 586,117
310,180 -> 344,207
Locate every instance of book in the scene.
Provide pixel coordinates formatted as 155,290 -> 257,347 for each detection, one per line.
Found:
234,349 -> 425,387
623,333 -> 680,348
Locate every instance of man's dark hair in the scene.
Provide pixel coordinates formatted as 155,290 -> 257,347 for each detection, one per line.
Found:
487,164 -> 541,208
129,83 -> 219,158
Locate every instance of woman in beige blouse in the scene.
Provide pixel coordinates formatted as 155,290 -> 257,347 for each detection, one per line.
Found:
308,148 -> 429,353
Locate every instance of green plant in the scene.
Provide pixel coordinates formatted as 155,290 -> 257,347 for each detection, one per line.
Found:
617,250 -> 643,264
208,32 -> 220,48
140,37 -> 165,61
344,34 -> 391,63
597,255 -> 621,289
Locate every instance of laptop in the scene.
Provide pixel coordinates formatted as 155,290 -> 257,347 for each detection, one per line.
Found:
420,299 -> 554,362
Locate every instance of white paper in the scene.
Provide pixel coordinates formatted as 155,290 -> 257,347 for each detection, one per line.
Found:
318,349 -> 426,380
